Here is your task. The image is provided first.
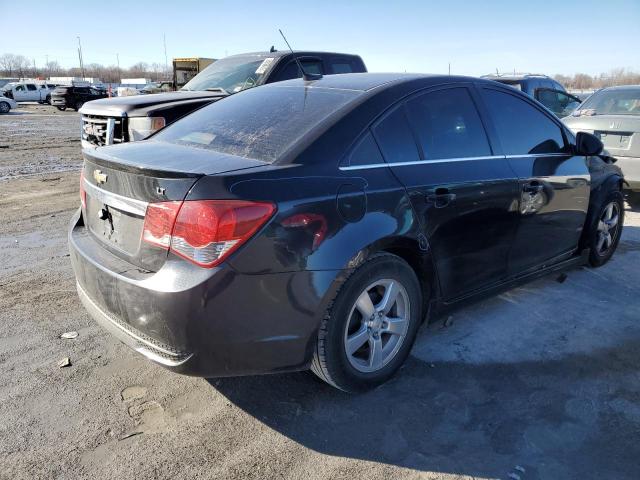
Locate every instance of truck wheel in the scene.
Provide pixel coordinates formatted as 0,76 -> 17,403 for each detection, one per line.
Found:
587,190 -> 624,267
46,94 -> 51,104
0,101 -> 10,114
311,253 -> 422,392
56,106 -> 66,111
74,101 -> 84,111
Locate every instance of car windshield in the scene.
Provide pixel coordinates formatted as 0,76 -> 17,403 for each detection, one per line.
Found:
575,88 -> 640,116
181,56 -> 275,93
154,84 -> 360,163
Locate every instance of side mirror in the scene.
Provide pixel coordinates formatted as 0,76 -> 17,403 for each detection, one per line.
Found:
575,131 -> 603,156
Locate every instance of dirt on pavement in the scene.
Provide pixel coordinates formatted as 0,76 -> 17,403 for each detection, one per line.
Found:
1,104 -> 640,480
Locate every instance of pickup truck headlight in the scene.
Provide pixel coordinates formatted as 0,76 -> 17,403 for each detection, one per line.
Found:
128,116 -> 166,141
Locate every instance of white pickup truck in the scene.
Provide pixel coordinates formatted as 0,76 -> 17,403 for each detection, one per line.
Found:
1,82 -> 55,104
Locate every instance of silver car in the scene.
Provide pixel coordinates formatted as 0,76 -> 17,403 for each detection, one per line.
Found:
563,85 -> 640,204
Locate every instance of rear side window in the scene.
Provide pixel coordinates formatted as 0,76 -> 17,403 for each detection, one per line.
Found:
482,89 -> 567,155
347,131 -> 384,167
373,107 -> 420,164
155,85 -> 359,162
405,87 -> 491,160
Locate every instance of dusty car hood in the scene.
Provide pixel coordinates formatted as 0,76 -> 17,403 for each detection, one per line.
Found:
563,114 -> 640,158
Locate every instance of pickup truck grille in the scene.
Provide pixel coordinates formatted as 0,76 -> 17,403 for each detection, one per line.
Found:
81,115 -> 128,147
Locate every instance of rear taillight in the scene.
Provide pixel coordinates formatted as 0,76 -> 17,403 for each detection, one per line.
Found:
79,170 -> 86,209
142,200 -> 275,268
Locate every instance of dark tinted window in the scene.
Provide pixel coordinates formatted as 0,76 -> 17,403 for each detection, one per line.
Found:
373,107 -> 420,164
155,85 -> 359,162
405,87 -> 491,160
482,89 -> 566,155
348,131 -> 384,166
275,60 -> 323,81
26,84 -> 37,91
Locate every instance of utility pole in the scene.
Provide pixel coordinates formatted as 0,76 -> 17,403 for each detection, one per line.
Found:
77,36 -> 85,80
448,62 -> 451,75
163,34 -> 168,79
116,53 -> 121,82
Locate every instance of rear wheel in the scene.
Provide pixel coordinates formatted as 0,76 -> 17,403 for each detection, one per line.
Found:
588,190 -> 624,267
56,106 -> 66,111
311,253 -> 422,392
46,94 -> 51,104
0,101 -> 10,114
74,101 -> 83,111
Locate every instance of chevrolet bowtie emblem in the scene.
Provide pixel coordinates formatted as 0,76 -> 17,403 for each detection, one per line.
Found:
93,169 -> 108,184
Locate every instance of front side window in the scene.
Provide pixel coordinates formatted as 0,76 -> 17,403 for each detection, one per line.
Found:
15,85 -> 25,91
26,84 -> 37,91
482,89 -> 567,155
373,106 -> 420,164
405,87 -> 491,160
275,60 -> 323,82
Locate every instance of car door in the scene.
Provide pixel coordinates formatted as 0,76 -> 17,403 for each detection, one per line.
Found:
13,84 -> 28,101
478,87 -> 590,276
372,85 -> 521,300
25,84 -> 39,101
536,88 -> 582,117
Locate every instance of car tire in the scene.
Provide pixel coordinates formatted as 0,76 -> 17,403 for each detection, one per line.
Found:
587,190 -> 624,267
0,101 -> 10,114
311,253 -> 422,392
74,101 -> 83,112
46,94 -> 51,105
56,106 -> 66,111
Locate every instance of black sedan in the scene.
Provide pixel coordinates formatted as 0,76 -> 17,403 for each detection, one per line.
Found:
69,73 -> 624,392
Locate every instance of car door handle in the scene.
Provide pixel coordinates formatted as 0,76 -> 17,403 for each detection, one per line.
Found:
523,182 -> 544,193
426,188 -> 456,208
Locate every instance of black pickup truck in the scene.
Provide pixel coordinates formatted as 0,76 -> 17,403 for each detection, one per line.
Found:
79,50 -> 367,149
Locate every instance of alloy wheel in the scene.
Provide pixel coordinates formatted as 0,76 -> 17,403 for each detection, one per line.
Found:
343,279 -> 410,373
596,201 -> 620,256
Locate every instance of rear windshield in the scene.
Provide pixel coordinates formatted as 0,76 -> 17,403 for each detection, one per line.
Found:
154,85 -> 360,162
576,88 -> 640,116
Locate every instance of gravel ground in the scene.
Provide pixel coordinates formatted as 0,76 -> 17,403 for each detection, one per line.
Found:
1,105 -> 639,480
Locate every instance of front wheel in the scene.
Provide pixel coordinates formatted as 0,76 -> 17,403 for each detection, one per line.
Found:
311,253 -> 422,392
56,106 -> 66,111
588,190 -> 624,267
0,101 -> 10,114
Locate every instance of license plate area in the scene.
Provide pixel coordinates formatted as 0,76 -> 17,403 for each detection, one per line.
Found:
86,195 -> 144,256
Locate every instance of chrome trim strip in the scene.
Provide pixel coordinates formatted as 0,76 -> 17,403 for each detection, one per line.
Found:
105,118 -> 115,146
76,282 -> 192,367
83,178 -> 148,216
505,153 -> 570,159
339,155 -> 504,171
339,153 -> 572,171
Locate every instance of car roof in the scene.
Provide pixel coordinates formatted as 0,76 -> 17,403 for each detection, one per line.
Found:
226,50 -> 363,60
269,72 -> 487,92
600,84 -> 640,91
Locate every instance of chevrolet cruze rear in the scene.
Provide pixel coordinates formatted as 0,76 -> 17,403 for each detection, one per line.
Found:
70,74 -> 623,392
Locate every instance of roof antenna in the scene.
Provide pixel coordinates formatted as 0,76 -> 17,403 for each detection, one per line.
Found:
270,45 -> 277,53
278,29 -> 322,81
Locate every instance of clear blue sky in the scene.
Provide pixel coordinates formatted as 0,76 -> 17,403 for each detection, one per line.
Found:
2,0 -> 639,76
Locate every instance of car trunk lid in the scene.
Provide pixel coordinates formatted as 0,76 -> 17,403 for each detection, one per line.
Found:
566,114 -> 640,158
81,141 -> 268,271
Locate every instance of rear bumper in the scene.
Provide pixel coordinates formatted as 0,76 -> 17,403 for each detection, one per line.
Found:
68,209 -> 343,377
616,156 -> 640,191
